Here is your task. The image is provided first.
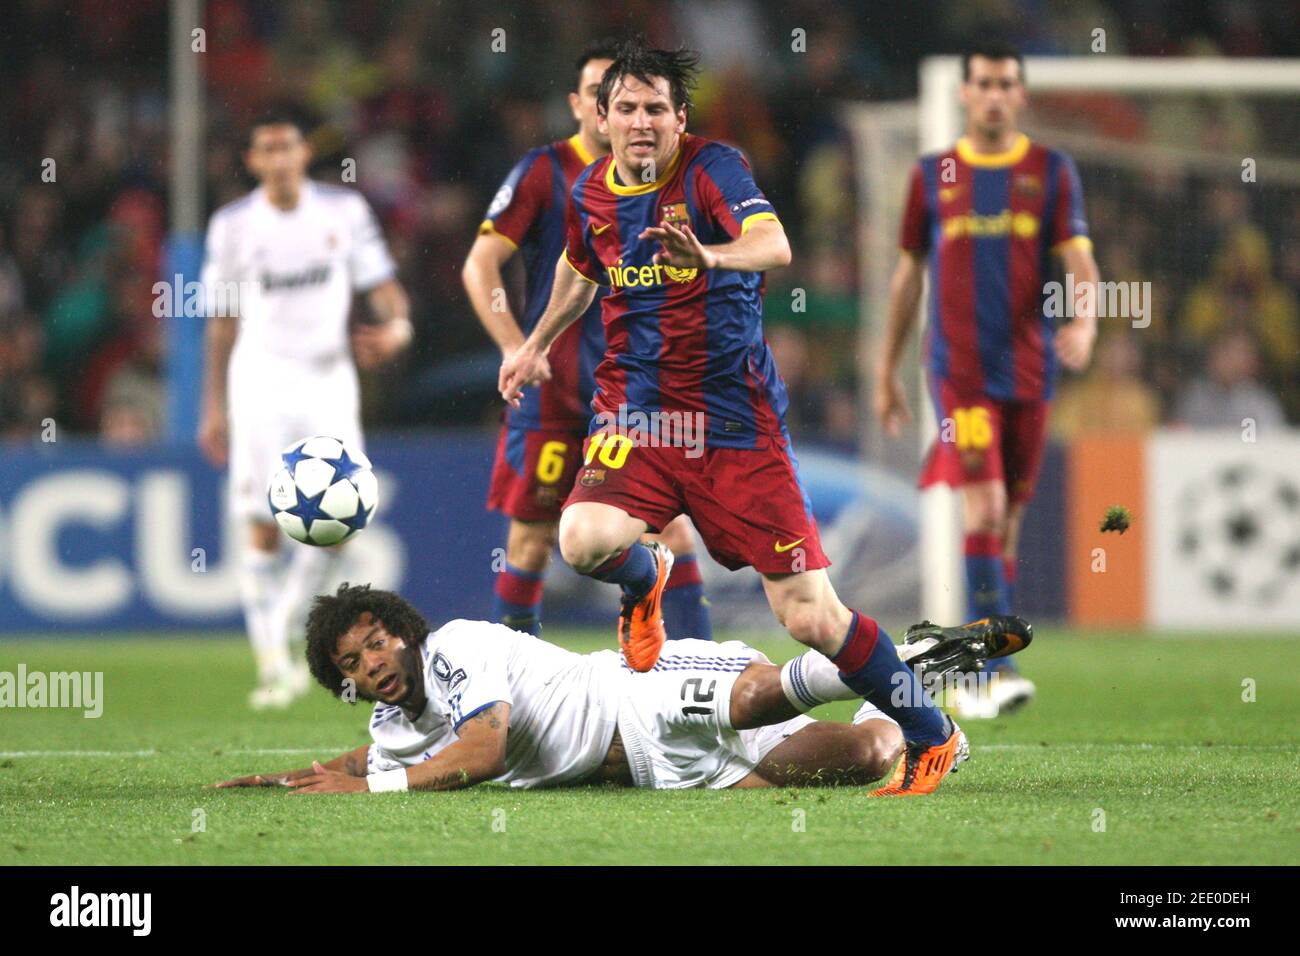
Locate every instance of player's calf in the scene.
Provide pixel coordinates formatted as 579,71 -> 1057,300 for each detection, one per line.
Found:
756,721 -> 904,787
494,519 -> 557,635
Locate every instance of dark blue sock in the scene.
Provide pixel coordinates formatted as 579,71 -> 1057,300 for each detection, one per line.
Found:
662,554 -> 713,640
965,532 -> 1010,622
833,611 -> 947,746
492,562 -> 544,635
589,543 -> 657,601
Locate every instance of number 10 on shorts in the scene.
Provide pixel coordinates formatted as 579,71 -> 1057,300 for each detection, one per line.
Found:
585,432 -> 633,469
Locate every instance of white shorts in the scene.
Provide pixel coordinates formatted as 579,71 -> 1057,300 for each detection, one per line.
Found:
227,350 -> 363,522
617,638 -> 801,790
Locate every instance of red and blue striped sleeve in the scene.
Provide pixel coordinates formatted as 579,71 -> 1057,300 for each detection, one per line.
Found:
479,148 -> 551,249
898,161 -> 931,253
693,144 -> 779,239
1049,152 -> 1091,252
562,174 -> 604,284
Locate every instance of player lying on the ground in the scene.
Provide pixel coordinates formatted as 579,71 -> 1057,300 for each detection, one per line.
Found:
213,584 -> 1029,794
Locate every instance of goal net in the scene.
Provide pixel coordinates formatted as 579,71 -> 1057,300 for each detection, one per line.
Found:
845,57 -> 1300,626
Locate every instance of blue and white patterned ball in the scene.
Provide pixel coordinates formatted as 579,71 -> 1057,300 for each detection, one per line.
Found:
267,436 -> 378,546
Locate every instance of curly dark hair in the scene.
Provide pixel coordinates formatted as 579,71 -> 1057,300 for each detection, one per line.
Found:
596,34 -> 700,116
303,583 -> 431,699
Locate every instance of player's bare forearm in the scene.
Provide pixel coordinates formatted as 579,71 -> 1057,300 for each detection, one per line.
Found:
1055,241 -> 1100,371
405,702 -> 511,791
704,219 -> 792,272
352,279 -> 412,368
526,257 -> 597,353
1059,242 -> 1100,330
879,251 -> 926,376
200,315 -> 238,411
462,234 -> 526,354
366,278 -> 411,327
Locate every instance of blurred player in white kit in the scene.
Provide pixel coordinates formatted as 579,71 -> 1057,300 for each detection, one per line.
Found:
197,110 -> 413,709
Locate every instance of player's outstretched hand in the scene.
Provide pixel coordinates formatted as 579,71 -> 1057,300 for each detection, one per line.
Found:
287,761 -> 369,795
873,372 -> 912,438
1055,321 -> 1096,372
639,220 -> 717,271
498,344 -> 552,408
197,407 -> 229,467
210,772 -> 292,788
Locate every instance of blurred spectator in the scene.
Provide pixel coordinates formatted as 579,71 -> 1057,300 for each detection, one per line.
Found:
1181,224 -> 1298,373
0,312 -> 57,442
1051,331 -> 1161,438
1174,328 -> 1285,430
1,0 -> 1297,448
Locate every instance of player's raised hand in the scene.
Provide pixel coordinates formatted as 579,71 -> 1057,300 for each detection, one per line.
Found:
498,344 -> 552,408
639,220 -> 717,271
1054,321 -> 1096,372
287,760 -> 369,794
197,406 -> 229,467
873,372 -> 912,438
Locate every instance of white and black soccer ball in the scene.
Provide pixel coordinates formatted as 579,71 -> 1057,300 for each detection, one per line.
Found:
267,436 -> 379,546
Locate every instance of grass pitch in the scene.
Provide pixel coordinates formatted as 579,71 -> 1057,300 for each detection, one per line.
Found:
1,629 -> 1297,866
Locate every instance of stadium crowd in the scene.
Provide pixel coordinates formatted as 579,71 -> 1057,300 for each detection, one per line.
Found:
1,0 -> 1297,448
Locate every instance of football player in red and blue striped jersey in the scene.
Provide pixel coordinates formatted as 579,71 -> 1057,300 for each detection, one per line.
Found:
877,42 -> 1100,717
501,37 -> 971,796
464,41 -> 711,639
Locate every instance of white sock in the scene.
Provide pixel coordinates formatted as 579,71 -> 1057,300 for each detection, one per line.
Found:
240,548 -> 286,685
780,650 -> 859,713
274,545 -> 344,660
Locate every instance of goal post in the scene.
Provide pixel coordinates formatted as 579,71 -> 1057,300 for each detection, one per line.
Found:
846,56 -> 1300,626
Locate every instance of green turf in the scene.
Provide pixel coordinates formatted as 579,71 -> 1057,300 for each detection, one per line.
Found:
1,630 -> 1296,865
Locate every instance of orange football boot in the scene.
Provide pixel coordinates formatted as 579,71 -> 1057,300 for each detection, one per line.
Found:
618,542 -> 674,672
869,715 -> 969,796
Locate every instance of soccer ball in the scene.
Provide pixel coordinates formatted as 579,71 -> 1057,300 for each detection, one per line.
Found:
267,436 -> 378,546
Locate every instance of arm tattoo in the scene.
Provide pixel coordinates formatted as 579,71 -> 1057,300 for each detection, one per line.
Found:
470,705 -> 505,731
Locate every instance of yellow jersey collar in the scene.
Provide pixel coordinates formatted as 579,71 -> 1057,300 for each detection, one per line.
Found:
568,134 -> 596,166
606,135 -> 685,196
956,132 -> 1030,168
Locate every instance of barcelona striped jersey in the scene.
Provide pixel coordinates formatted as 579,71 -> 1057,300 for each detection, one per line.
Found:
479,134 -> 607,431
563,133 -> 789,449
900,133 -> 1091,401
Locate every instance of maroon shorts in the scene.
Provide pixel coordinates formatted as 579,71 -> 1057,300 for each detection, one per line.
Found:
563,427 -> 829,574
487,425 -> 586,523
920,380 -> 1049,505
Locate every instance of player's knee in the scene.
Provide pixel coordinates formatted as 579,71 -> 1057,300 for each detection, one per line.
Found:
508,522 -> 556,572
655,516 -> 694,555
964,496 -> 1007,536
558,515 -> 614,574
856,725 -> 905,781
728,665 -> 779,730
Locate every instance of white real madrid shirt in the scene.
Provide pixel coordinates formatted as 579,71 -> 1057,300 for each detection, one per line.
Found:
200,180 -> 396,366
366,621 -> 621,789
